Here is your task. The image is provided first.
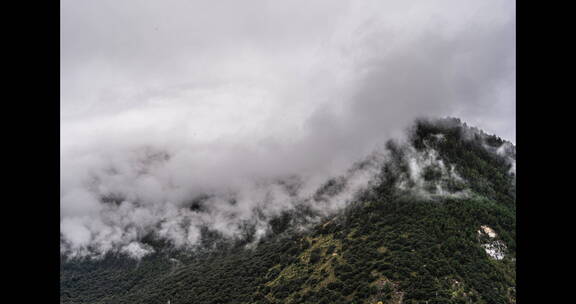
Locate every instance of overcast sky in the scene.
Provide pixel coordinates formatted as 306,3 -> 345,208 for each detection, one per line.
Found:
60,0 -> 515,256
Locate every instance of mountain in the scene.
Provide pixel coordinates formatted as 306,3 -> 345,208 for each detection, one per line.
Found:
60,118 -> 516,304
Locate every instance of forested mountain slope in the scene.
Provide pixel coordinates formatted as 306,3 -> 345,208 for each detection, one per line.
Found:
61,118 -> 516,304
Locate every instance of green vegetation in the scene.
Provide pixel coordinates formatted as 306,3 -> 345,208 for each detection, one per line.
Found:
61,118 -> 515,304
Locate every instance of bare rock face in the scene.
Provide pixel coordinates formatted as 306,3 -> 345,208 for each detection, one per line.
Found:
478,225 -> 506,260
478,225 -> 497,238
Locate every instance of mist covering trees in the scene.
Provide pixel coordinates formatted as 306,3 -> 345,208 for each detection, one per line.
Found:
61,118 -> 516,304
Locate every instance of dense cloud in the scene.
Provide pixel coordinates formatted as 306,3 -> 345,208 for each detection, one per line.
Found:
61,0 -> 515,258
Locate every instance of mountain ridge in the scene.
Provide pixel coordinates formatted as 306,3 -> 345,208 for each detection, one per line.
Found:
61,117 -> 516,304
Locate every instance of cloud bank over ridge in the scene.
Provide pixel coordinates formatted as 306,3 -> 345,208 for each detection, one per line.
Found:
61,0 -> 515,257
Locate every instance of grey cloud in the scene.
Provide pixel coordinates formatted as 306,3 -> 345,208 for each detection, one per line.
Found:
61,0 -> 515,257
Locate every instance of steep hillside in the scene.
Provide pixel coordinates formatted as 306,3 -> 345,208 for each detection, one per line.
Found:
60,118 -> 516,304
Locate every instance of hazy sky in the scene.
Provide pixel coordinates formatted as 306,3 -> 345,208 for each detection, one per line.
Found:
60,0 -> 515,256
